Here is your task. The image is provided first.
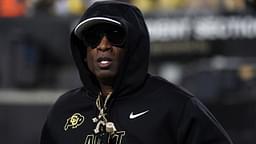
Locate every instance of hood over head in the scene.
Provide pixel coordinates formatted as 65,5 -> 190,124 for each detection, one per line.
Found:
70,1 -> 150,98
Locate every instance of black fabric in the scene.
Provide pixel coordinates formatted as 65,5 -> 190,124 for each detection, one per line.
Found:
40,1 -> 233,144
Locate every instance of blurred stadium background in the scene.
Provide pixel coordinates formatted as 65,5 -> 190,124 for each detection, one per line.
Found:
1,0 -> 256,144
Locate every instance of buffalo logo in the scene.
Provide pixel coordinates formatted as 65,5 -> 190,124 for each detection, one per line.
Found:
64,113 -> 85,131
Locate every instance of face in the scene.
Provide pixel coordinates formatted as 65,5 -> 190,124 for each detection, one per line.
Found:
85,25 -> 126,83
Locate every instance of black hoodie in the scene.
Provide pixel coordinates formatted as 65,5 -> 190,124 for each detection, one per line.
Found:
40,1 -> 233,144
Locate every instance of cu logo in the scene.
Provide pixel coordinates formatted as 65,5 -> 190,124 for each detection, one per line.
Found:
64,113 -> 85,131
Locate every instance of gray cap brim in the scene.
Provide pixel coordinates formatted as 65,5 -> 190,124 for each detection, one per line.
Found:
74,17 -> 122,39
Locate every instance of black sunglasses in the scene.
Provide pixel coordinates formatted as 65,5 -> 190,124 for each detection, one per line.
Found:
82,24 -> 126,48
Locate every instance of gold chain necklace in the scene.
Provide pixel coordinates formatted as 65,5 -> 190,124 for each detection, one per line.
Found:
93,92 -> 117,135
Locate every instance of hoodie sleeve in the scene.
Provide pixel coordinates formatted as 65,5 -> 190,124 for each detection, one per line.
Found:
40,121 -> 55,144
177,97 -> 233,144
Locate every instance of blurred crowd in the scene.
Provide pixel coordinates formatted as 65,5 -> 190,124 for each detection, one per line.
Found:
0,0 -> 255,17
0,0 -> 87,17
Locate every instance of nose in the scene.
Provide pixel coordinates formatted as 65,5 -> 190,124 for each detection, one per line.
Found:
96,36 -> 112,52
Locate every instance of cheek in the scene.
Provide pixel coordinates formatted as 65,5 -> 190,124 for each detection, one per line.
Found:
115,48 -> 126,64
86,50 -> 94,72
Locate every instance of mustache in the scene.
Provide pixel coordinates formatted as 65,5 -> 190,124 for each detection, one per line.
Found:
97,57 -> 113,62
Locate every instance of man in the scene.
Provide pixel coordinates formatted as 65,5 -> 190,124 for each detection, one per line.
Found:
40,1 -> 233,144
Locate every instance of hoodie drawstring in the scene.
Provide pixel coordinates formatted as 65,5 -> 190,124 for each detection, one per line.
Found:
92,92 -> 117,142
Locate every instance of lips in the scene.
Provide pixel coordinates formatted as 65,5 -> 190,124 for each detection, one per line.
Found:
97,57 -> 113,69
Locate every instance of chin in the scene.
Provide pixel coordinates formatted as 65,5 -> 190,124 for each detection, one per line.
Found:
96,71 -> 116,80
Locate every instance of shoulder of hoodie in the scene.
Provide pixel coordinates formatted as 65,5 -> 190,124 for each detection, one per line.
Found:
146,75 -> 211,116
147,75 -> 194,103
47,87 -> 90,114
148,75 -> 220,122
148,75 -> 219,125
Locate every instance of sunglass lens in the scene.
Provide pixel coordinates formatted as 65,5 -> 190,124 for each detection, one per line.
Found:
107,27 -> 125,46
82,24 -> 126,48
83,29 -> 102,48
